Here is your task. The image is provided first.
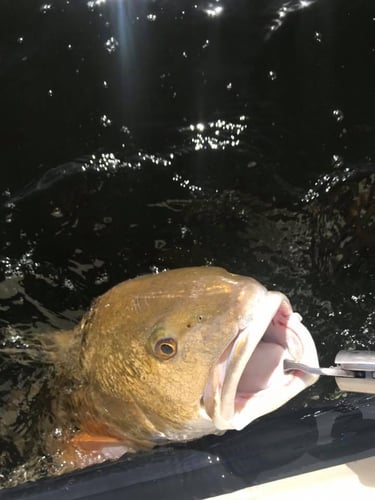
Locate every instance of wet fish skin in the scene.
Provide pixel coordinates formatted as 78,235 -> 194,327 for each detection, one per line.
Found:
48,266 -> 318,471
54,268 -> 262,445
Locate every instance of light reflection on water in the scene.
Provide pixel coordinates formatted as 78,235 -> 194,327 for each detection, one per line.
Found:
1,127 -> 373,487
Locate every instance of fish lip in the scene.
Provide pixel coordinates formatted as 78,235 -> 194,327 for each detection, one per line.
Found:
203,291 -> 319,431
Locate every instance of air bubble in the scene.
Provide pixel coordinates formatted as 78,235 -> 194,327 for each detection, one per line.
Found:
64,279 -> 75,290
155,240 -> 166,249
40,3 -> 52,14
95,273 -> 109,285
268,70 -> 277,81
314,31 -> 322,43
331,154 -> 344,168
332,109 -> 344,122
51,207 -> 63,218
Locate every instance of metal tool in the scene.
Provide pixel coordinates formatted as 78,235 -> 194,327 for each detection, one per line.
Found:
284,350 -> 375,394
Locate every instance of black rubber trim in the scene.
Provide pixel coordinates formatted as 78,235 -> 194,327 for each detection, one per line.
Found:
2,395 -> 375,499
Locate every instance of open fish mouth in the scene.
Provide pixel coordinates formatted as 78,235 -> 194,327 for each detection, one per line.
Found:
203,290 -> 319,431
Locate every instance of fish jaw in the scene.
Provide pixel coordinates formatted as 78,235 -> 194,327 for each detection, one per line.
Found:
203,290 -> 319,431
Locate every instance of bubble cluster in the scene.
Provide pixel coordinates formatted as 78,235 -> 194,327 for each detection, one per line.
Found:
302,167 -> 354,202
81,153 -> 121,173
100,114 -> 112,127
40,3 -> 52,14
332,109 -> 344,122
187,117 -> 247,151
266,0 -> 315,36
87,0 -> 106,9
203,4 -> 223,17
104,37 -> 119,54
137,153 -> 172,167
0,251 -> 38,280
268,70 -> 277,81
314,31 -> 323,43
172,173 -> 203,193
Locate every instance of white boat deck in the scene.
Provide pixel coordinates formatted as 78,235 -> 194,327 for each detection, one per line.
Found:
210,456 -> 375,499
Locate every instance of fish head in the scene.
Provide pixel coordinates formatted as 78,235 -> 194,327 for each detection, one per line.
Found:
76,267 -> 319,445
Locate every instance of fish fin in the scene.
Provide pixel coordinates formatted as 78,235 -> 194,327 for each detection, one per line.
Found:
55,432 -> 131,468
70,432 -> 124,446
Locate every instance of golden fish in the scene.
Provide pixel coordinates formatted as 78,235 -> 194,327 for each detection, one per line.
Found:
47,267 -> 319,471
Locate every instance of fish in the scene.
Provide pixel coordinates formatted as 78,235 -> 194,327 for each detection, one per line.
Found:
45,266 -> 319,472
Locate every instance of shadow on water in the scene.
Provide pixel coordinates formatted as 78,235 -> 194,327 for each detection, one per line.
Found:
0,0 -> 374,493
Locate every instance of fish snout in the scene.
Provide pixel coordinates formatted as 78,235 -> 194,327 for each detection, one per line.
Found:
202,289 -> 319,431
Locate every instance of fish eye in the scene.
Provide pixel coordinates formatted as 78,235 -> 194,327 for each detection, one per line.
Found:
153,337 -> 177,360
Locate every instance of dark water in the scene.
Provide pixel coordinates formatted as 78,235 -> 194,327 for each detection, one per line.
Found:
0,0 -> 374,491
